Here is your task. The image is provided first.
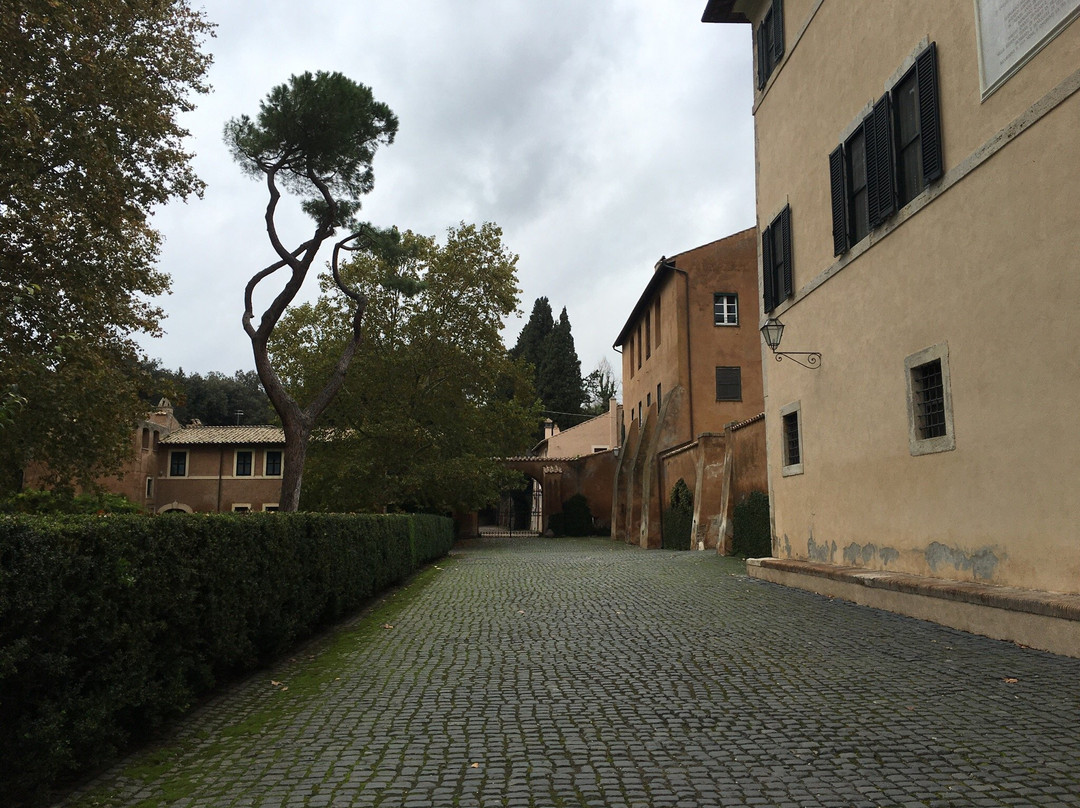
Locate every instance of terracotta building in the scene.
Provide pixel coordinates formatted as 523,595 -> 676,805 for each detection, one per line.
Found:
61,399 -> 286,513
703,0 -> 1080,655
155,420 -> 285,513
612,229 -> 767,550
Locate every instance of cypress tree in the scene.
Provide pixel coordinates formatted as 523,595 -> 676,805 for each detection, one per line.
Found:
511,297 -> 554,371
537,308 -> 585,429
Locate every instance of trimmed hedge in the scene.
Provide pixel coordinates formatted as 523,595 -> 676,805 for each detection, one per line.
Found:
662,478 -> 693,550
0,512 -> 453,804
731,491 -> 771,557
548,494 -> 593,537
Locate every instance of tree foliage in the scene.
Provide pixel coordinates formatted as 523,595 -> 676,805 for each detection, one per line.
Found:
271,223 -> 538,513
0,1 -> 213,494
511,299 -> 586,430
141,363 -> 276,425
584,357 -> 619,415
225,71 -> 398,510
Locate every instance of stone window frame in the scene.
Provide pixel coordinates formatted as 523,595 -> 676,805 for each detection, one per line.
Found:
168,450 -> 187,478
905,342 -> 955,456
780,400 -> 804,477
264,449 -> 283,478
234,449 -> 253,477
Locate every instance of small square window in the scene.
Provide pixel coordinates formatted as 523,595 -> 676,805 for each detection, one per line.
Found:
169,451 -> 187,477
905,344 -> 955,455
232,504 -> 251,513
714,293 -> 739,326
235,451 -> 252,477
265,450 -> 282,477
715,366 -> 742,401
780,401 -> 803,476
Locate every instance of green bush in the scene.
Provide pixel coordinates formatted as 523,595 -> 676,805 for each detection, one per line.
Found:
732,491 -> 771,557
0,511 -> 453,804
0,489 -> 143,514
662,479 -> 693,550
548,494 -> 593,536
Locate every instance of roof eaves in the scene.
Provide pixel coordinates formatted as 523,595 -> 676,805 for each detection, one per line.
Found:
701,0 -> 751,24
613,260 -> 674,349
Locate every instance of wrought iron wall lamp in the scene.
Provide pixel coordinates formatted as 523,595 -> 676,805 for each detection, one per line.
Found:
760,317 -> 822,369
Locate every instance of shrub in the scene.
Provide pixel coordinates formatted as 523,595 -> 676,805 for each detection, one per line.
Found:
0,489 -> 143,514
0,511 -> 453,803
662,478 -> 693,550
548,494 -> 593,536
732,491 -> 771,557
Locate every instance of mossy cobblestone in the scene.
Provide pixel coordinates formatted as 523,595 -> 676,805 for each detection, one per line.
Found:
56,538 -> 1080,807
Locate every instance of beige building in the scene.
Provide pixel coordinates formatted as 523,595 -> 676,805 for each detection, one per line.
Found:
534,403 -> 622,459
612,229 -> 767,550
704,1 -> 1080,654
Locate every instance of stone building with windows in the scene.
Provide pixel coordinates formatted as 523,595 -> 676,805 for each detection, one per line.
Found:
51,398 -> 286,513
612,228 -> 767,550
703,0 -> 1080,654
155,420 -> 285,513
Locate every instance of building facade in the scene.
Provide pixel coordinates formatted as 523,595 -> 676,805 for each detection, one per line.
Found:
612,229 -> 767,549
704,0 -> 1080,652
155,421 -> 285,513
59,399 -> 287,513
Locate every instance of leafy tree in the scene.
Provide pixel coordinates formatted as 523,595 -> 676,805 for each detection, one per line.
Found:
510,297 -> 554,370
225,71 -> 399,511
0,1 -> 213,493
584,357 -> 619,415
538,308 -> 586,429
141,366 -> 277,425
511,299 -> 586,430
177,370 -> 276,425
271,223 -> 538,513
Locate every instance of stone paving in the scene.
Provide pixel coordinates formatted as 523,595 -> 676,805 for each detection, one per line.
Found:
59,537 -> 1080,808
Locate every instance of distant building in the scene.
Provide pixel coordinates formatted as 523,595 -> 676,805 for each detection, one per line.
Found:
703,0 -> 1080,654
155,416 -> 285,513
28,398 -> 286,513
612,228 -> 767,549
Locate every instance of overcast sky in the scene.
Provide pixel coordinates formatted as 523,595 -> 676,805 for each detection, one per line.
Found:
143,1 -> 755,391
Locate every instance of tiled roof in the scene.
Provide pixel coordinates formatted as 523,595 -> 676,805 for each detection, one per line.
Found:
160,425 -> 285,445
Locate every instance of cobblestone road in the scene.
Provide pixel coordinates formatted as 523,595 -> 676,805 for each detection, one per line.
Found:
60,538 -> 1080,808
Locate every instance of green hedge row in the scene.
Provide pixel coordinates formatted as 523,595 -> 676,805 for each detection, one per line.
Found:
548,494 -> 594,536
732,491 -> 771,557
0,512 -> 454,803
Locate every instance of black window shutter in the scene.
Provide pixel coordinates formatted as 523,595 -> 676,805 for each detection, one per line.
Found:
756,22 -> 767,90
716,367 -> 743,401
771,0 -> 785,65
829,145 -> 848,256
780,205 -> 793,299
917,42 -> 943,184
867,94 -> 895,226
761,224 -> 776,313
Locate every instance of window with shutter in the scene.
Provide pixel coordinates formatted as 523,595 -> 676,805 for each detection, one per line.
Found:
761,205 -> 793,314
756,0 -> 784,89
715,366 -> 743,401
828,42 -> 942,254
